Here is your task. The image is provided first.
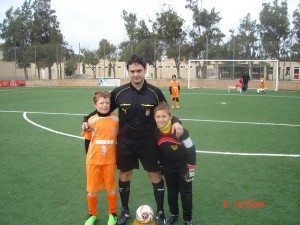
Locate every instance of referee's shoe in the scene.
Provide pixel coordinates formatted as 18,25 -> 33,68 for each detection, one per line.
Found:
156,211 -> 165,225
117,207 -> 130,225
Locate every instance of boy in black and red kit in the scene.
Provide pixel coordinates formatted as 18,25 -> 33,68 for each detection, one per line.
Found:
153,102 -> 196,225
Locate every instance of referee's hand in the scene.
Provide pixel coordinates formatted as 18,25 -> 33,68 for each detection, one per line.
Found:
172,122 -> 183,138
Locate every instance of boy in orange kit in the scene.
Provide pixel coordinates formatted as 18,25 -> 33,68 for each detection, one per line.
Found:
81,90 -> 119,225
169,74 -> 180,108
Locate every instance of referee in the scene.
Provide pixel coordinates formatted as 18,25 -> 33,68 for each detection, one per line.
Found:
83,54 -> 183,225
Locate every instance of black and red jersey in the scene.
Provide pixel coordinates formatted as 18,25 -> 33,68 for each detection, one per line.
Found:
154,127 -> 196,172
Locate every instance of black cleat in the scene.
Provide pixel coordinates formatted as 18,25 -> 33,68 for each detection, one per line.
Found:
183,221 -> 193,225
155,211 -> 165,225
165,214 -> 179,225
117,207 -> 130,225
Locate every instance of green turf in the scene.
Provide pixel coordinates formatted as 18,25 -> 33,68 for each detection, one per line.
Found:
0,86 -> 299,225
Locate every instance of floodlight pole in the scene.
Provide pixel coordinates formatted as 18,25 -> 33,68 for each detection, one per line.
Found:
206,36 -> 208,76
103,42 -> 106,78
233,36 -> 235,78
78,42 -> 81,75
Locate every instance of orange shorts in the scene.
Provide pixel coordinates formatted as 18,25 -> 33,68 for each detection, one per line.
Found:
86,164 -> 116,193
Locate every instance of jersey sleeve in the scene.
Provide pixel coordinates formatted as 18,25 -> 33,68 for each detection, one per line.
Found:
110,90 -> 118,112
181,129 -> 196,165
171,116 -> 182,125
158,88 -> 167,103
81,130 -> 92,140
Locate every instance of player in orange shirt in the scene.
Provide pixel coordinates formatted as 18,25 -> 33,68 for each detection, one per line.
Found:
260,75 -> 265,89
81,90 -> 119,225
257,75 -> 266,94
169,75 -> 180,109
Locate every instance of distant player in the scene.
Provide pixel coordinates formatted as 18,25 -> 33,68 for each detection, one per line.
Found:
257,74 -> 266,94
153,102 -> 196,225
169,75 -> 180,108
235,77 -> 243,93
81,90 -> 119,225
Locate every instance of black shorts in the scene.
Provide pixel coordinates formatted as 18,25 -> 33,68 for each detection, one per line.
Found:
117,135 -> 161,172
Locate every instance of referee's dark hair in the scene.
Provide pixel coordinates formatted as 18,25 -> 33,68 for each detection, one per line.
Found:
126,54 -> 147,69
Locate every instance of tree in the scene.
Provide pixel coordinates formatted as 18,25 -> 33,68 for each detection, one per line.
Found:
0,0 -> 67,80
97,39 -> 117,78
291,3 -> 300,60
0,1 -> 33,80
119,11 -> 138,61
185,0 -> 225,78
64,48 -> 77,77
235,14 -> 259,59
81,48 -> 98,79
227,14 -> 260,79
185,0 -> 224,60
259,0 -> 290,59
31,0 -> 64,79
119,10 -> 160,78
153,6 -> 187,77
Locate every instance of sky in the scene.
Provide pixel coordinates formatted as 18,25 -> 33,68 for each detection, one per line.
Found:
0,0 -> 299,54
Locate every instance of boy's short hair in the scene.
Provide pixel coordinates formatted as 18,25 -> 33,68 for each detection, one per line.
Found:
172,74 -> 176,79
154,102 -> 172,115
126,54 -> 147,69
93,90 -> 111,103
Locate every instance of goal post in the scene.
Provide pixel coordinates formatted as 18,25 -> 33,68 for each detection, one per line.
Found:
187,59 -> 279,91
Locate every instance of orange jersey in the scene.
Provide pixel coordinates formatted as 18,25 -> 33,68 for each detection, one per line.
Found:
169,80 -> 180,98
81,112 -> 119,165
260,77 -> 265,89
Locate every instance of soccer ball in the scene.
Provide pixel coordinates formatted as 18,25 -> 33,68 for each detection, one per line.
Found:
136,205 -> 154,223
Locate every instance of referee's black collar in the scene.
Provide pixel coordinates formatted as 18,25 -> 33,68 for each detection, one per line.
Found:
130,80 -> 148,94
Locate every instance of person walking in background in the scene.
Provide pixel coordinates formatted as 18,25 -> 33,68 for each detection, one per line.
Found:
242,72 -> 250,92
169,75 -> 181,108
153,102 -> 196,225
82,54 -> 184,225
81,90 -> 119,225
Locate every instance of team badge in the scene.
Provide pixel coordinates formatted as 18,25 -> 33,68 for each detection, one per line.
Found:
145,109 -> 150,116
170,145 -> 178,151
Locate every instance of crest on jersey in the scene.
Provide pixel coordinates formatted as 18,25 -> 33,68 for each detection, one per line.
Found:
145,109 -> 150,116
170,145 -> 178,151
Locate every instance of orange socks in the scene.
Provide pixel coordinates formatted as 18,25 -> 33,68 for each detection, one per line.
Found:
107,193 -> 117,214
87,195 -> 98,216
87,193 -> 117,216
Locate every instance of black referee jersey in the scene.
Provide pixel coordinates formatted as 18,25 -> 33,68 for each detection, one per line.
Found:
110,80 -> 166,139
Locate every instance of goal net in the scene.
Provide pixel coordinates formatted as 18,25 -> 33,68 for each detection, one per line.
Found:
187,59 -> 279,91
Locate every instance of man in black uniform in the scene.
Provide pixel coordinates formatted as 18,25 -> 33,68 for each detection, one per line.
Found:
242,72 -> 250,92
82,54 -> 183,225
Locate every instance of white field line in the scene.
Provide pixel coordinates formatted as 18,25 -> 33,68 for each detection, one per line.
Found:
23,112 -> 84,140
1,110 -> 299,158
181,119 -> 300,127
196,150 -> 300,158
